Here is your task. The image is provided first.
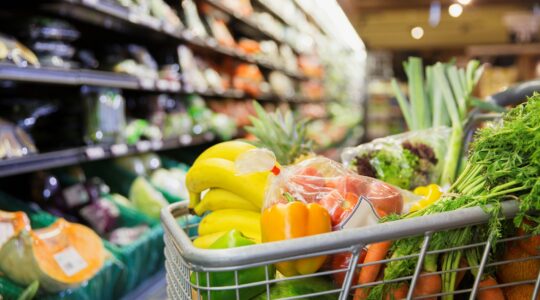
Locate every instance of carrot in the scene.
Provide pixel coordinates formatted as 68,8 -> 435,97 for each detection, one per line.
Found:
412,272 -> 441,300
477,276 -> 504,300
517,220 -> 540,255
353,240 -> 393,300
385,283 -> 409,300
454,258 -> 468,289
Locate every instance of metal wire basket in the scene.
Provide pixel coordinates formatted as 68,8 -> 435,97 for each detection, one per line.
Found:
161,200 -> 540,300
161,82 -> 540,299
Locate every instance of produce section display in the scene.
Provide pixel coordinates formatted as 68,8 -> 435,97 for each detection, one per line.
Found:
0,0 -> 365,298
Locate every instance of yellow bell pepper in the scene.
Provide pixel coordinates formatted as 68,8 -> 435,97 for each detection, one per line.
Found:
410,184 -> 442,212
261,197 -> 331,277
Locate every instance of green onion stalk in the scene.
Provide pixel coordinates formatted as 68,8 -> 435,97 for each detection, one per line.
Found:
367,95 -> 540,300
392,58 -> 485,186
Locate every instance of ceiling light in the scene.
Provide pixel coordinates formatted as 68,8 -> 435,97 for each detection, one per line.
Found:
449,3 -> 463,18
457,0 -> 472,5
411,26 -> 424,40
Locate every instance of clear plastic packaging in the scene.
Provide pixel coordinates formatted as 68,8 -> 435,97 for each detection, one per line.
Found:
264,156 -> 417,230
341,127 -> 451,190
83,88 -> 126,145
0,118 -> 38,160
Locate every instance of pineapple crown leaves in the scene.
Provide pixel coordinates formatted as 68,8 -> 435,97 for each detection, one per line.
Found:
245,101 -> 313,165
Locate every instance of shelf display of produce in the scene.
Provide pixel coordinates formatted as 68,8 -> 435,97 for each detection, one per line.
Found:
0,0 -> 366,299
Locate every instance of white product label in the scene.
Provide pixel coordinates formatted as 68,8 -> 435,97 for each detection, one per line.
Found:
169,81 -> 181,92
179,135 -> 192,145
151,140 -> 163,150
82,0 -> 98,5
0,222 -> 15,246
53,246 -> 88,277
85,147 -> 105,160
62,184 -> 89,208
163,23 -> 176,34
136,140 -> 151,152
111,143 -> 128,156
139,78 -> 154,90
156,79 -> 169,91
337,196 -> 381,231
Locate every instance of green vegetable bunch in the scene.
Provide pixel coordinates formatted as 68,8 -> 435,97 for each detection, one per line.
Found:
369,94 -> 540,300
392,58 -> 486,186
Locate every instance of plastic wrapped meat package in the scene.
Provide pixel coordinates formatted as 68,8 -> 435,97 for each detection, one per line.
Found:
264,156 -> 420,231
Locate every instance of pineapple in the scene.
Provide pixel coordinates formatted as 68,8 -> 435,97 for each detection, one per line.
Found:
245,101 -> 313,165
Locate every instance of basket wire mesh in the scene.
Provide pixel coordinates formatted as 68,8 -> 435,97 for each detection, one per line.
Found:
162,201 -> 540,300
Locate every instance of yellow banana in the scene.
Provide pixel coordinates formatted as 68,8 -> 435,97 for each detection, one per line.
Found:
194,188 -> 259,215
193,231 -> 228,248
193,141 -> 255,166
186,158 -> 269,209
198,209 -> 261,241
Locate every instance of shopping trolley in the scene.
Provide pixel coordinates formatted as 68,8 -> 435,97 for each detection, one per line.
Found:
161,82 -> 540,299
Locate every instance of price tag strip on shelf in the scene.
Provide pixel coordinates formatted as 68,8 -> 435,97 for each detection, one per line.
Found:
151,140 -> 163,150
136,140 -> 152,152
85,147 -> 105,160
111,144 -> 128,156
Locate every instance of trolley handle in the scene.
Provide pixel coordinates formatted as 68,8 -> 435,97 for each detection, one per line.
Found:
487,79 -> 540,107
160,201 -> 519,270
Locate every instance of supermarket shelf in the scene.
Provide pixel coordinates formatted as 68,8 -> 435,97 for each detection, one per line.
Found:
204,0 -> 302,54
42,0 -> 308,80
0,64 -> 142,90
0,64 -> 328,103
251,0 -> 294,30
0,134 -> 215,178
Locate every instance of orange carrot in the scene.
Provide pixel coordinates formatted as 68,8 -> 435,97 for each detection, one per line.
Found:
455,258 -> 468,289
353,240 -> 393,300
412,272 -> 441,300
385,284 -> 409,300
477,276 -> 504,300
517,220 -> 540,255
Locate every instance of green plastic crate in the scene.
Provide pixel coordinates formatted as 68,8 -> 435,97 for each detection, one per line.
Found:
0,192 -> 123,300
100,196 -> 165,297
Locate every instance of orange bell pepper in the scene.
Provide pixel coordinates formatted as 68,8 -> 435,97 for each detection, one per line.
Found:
261,195 -> 332,277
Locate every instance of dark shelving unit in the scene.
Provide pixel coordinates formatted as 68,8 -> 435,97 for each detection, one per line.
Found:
0,134 -> 215,178
0,64 -> 324,103
39,0 -> 309,80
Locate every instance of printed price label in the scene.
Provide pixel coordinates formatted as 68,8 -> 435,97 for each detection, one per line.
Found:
207,38 -> 218,47
182,31 -> 194,40
127,12 -> 140,23
162,23 -> 177,34
151,140 -> 163,150
179,135 -> 192,145
204,132 -> 215,141
54,247 -> 88,277
169,81 -> 181,92
63,184 -> 90,208
141,15 -> 160,29
136,140 -> 151,152
82,0 -> 98,5
0,222 -> 15,246
156,79 -> 169,91
139,78 -> 154,90
111,144 -> 128,156
85,147 -> 105,160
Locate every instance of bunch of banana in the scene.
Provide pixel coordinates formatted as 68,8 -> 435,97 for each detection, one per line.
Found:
186,141 -> 271,248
